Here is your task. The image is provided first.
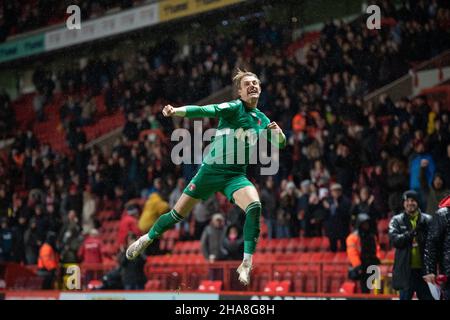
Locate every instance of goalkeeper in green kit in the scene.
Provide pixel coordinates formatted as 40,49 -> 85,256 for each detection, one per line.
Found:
126,69 -> 286,285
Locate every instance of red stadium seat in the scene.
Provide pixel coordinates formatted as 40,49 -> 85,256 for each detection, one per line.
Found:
198,280 -> 223,292
263,280 -> 291,294
339,281 -> 356,294
320,237 -> 330,251
285,238 -> 297,253
322,252 -> 335,263
88,280 -> 103,290
310,252 -> 324,263
308,237 -> 322,252
257,238 -> 269,253
293,271 -> 306,292
145,280 -> 161,290
300,237 -> 312,252
172,242 -> 184,254
298,252 -> 313,263
333,252 -> 348,263
330,274 -> 346,293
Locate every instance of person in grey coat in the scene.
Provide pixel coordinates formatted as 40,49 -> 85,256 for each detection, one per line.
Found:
201,213 -> 227,280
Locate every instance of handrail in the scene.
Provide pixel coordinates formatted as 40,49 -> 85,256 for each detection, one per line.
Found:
414,49 -> 450,72
363,50 -> 450,104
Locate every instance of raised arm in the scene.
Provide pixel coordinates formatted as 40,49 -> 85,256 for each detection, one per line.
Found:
162,102 -> 237,119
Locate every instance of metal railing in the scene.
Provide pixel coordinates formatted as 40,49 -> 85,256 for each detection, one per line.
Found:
143,260 -> 395,295
364,50 -> 450,106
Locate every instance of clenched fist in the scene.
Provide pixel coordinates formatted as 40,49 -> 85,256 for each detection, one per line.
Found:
162,104 -> 176,117
267,121 -> 282,133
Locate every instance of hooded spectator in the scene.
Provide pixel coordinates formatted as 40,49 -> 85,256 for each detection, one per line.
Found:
201,213 -> 227,263
346,213 -> 382,293
201,213 -> 227,280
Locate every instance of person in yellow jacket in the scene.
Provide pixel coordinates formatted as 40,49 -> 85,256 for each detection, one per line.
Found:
138,192 -> 170,233
346,213 -> 382,293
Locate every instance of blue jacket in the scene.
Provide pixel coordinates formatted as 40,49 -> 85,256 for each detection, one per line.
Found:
410,154 -> 435,191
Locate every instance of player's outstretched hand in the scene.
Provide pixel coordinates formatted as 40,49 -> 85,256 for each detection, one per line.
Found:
162,104 -> 176,117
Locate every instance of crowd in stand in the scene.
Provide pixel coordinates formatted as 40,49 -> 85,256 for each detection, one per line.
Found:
0,1 -> 450,289
0,0 -> 146,42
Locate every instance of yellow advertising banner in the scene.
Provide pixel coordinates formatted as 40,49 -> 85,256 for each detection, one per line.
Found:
159,0 -> 244,22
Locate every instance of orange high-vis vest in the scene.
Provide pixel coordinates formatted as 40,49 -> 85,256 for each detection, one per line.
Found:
38,243 -> 59,270
346,232 -> 382,268
292,114 -> 306,133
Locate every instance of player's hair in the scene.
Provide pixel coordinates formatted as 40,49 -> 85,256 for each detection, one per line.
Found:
232,68 -> 260,91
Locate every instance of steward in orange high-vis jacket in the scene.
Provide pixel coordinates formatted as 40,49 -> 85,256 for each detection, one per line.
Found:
346,213 -> 382,293
37,232 -> 59,289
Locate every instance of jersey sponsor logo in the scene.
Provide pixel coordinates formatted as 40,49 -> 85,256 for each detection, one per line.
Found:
189,183 -> 196,191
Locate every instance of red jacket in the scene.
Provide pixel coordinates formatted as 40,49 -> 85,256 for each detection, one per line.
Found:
439,195 -> 450,208
78,236 -> 103,263
118,214 -> 141,246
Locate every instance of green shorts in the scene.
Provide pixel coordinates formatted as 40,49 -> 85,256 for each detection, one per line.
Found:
183,164 -> 254,202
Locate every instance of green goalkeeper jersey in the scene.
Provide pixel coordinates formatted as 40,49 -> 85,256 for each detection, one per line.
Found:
184,99 -> 286,173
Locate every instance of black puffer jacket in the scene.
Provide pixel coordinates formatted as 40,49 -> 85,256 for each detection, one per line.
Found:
424,207 -> 450,276
388,211 -> 432,290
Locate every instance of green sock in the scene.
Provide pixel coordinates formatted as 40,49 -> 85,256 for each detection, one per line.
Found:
243,201 -> 262,254
148,209 -> 184,240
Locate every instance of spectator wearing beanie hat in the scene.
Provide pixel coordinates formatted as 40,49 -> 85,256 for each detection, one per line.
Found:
388,190 -> 433,300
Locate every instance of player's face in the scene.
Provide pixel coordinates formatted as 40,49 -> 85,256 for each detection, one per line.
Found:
239,75 -> 261,104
